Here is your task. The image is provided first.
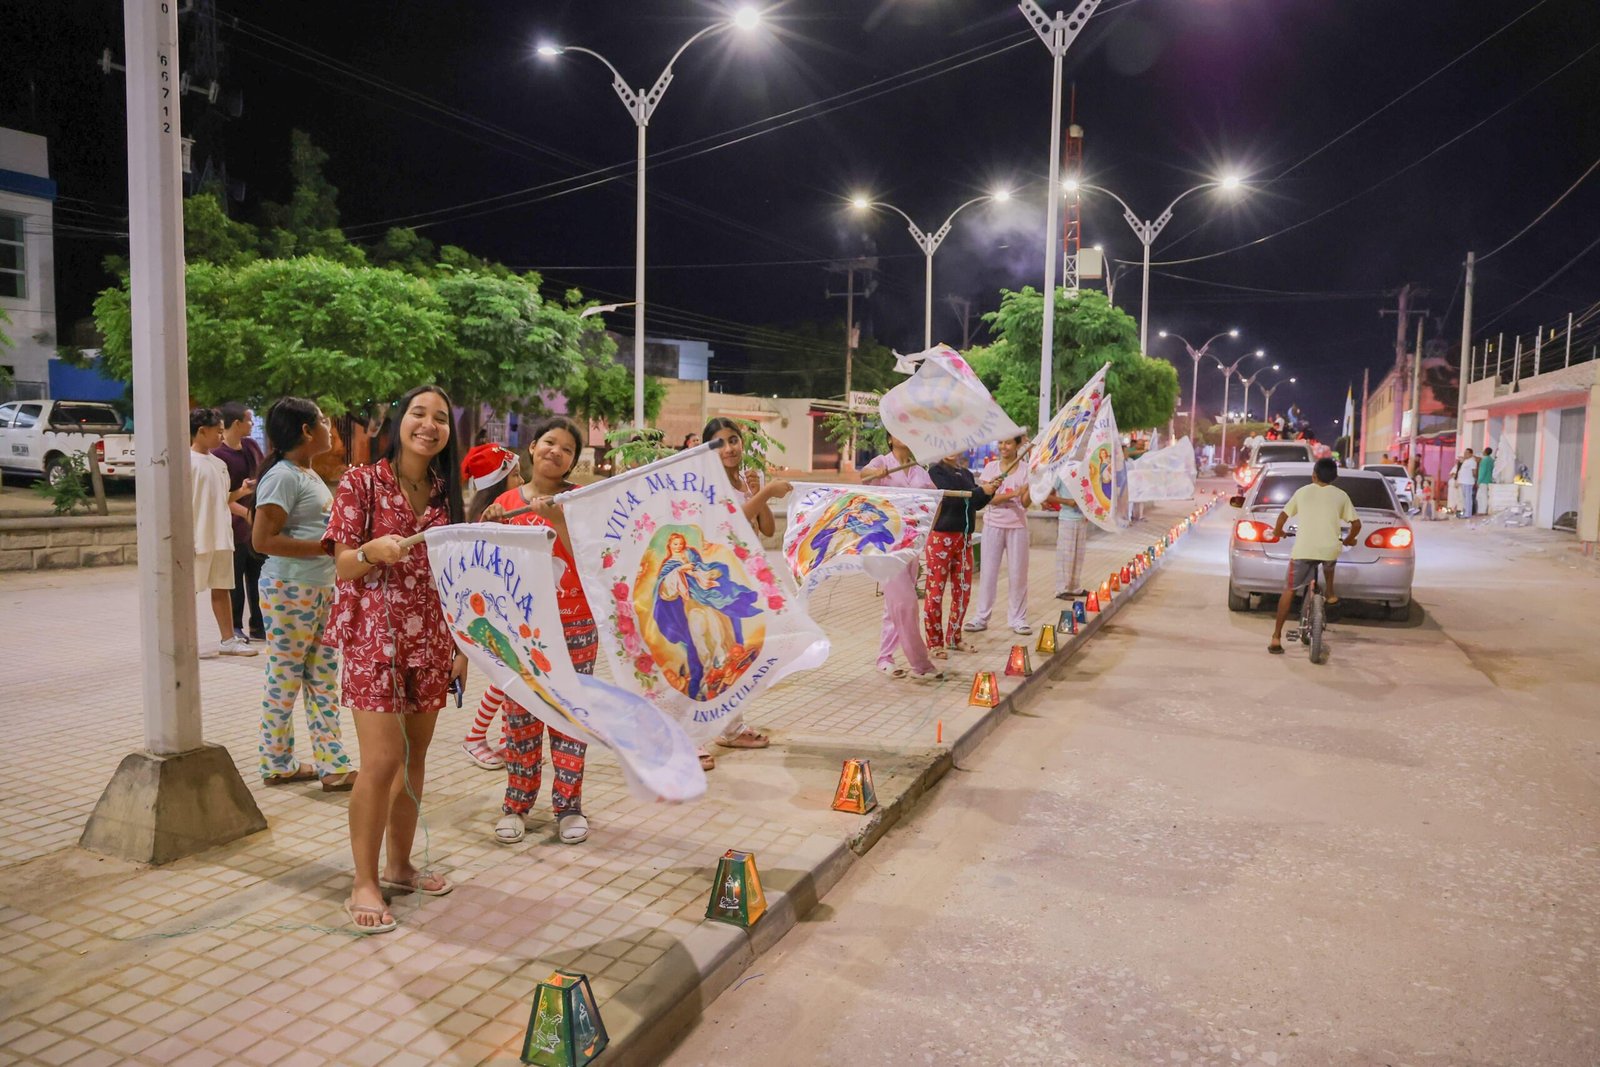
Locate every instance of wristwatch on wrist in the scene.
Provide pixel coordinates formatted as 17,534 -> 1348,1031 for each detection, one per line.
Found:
356,547 -> 369,565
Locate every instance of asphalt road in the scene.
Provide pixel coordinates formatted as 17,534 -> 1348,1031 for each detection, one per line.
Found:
663,515 -> 1600,1067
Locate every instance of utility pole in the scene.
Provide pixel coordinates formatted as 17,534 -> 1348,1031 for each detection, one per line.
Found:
1454,251 -> 1474,459
1407,317 -> 1424,479
826,256 -> 876,469
1379,284 -> 1427,460
81,0 -> 264,865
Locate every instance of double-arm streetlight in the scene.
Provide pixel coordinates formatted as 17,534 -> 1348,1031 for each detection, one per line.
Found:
538,7 -> 763,428
1257,375 -> 1296,423
1214,348 -> 1265,463
1158,328 -> 1240,444
1019,0 -> 1102,432
851,189 -> 1010,350
1236,361 -> 1281,422
1066,175 -> 1246,358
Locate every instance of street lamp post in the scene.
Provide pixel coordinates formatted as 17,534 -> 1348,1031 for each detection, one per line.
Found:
1019,0 -> 1102,432
852,191 -> 1009,350
1257,376 -> 1296,423
539,8 -> 762,428
1237,362 -> 1281,421
1069,176 -> 1244,357
1214,348 -> 1265,465
1158,328 -> 1240,444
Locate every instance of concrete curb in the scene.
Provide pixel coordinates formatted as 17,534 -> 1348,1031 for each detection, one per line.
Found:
603,500 -> 1220,1064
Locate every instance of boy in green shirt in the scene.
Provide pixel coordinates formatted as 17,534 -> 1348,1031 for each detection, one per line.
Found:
1268,458 -> 1361,654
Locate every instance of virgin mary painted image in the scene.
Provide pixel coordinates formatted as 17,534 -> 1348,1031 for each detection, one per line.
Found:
795,495 -> 901,577
635,528 -> 764,701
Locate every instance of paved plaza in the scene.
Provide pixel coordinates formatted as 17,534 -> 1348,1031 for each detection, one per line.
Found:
0,497 -> 1200,1065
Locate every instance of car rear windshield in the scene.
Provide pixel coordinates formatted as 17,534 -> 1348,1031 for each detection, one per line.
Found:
1366,465 -> 1407,477
47,403 -> 123,432
1256,475 -> 1396,511
1254,445 -> 1311,464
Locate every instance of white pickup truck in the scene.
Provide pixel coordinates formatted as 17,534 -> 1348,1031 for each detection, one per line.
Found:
0,400 -> 136,484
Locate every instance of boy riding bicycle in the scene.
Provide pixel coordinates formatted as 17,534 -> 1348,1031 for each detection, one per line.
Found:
1268,458 -> 1361,655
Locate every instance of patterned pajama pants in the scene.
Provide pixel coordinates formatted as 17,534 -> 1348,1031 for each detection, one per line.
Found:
923,531 -> 973,650
1054,513 -> 1088,593
502,628 -> 593,817
257,579 -> 352,779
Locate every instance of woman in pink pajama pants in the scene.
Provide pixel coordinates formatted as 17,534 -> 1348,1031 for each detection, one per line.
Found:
966,435 -> 1034,636
861,436 -> 941,681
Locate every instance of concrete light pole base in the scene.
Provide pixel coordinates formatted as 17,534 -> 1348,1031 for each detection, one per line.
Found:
79,745 -> 266,865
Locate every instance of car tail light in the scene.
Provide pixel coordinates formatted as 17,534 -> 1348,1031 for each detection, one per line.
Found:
1234,520 -> 1278,543
93,440 -> 105,458
1365,527 -> 1413,549
1405,480 -> 1414,494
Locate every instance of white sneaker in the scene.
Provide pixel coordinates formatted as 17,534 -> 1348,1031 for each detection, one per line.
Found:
219,636 -> 258,657
1012,625 -> 1033,635
962,621 -> 987,632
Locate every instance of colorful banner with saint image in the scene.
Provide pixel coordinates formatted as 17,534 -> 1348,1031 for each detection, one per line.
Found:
1028,362 -> 1109,501
880,344 -> 1026,463
782,482 -> 942,594
423,525 -> 705,802
562,446 -> 830,743
1063,397 -> 1129,532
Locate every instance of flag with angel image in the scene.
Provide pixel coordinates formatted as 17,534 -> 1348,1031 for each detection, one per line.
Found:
1027,362 -> 1109,502
424,524 -> 706,802
562,444 -> 830,743
782,482 -> 942,595
1062,392 -> 1130,533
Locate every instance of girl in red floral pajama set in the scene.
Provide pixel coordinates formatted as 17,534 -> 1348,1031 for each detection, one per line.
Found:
923,453 -> 995,658
325,385 -> 467,935
479,416 -> 595,847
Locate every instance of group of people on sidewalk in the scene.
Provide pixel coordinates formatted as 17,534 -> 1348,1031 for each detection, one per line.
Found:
186,389 -> 1102,934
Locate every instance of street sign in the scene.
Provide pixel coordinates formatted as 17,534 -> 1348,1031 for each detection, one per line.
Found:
846,390 -> 879,413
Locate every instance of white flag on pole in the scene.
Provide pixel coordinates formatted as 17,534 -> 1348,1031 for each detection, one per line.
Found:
879,344 -> 1026,463
782,482 -> 943,595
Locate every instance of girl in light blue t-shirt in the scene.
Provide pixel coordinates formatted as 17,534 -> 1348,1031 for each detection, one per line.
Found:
250,397 -> 355,790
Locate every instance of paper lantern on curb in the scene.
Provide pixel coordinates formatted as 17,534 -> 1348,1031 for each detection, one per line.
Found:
1036,625 -> 1057,655
831,758 -> 878,814
1099,579 -> 1113,602
706,849 -> 767,928
1121,564 -> 1133,584
1108,573 -> 1121,594
968,671 -> 1000,707
1073,600 -> 1088,625
520,971 -> 608,1067
1086,591 -> 1101,613
1004,645 -> 1033,677
1057,609 -> 1076,634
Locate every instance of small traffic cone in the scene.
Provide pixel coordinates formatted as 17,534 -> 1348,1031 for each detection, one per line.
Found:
706,850 -> 767,928
1004,645 -> 1033,677
1036,624 -> 1057,654
1086,591 -> 1100,613
968,671 -> 1000,707
831,759 -> 878,814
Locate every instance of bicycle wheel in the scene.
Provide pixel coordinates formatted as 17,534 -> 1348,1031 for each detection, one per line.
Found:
1308,593 -> 1327,664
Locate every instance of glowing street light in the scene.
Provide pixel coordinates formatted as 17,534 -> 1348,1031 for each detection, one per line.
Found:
536,10 -> 764,427
1236,361 -> 1282,421
1258,375 -> 1297,422
852,189 -> 1011,349
1158,327 -> 1242,444
1215,348 -> 1265,462
1071,175 -> 1249,357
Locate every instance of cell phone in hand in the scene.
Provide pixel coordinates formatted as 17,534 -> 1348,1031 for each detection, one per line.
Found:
450,677 -> 464,708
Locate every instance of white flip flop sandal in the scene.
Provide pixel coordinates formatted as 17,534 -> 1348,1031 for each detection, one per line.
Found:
494,813 -> 525,845
557,813 -> 589,844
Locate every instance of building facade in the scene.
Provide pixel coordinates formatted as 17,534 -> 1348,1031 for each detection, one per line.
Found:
0,129 -> 58,400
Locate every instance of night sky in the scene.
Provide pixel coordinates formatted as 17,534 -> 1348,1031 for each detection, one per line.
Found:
7,0 -> 1600,434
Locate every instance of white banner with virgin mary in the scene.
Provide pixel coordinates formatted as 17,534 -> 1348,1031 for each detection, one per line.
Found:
1028,362 -> 1108,501
424,525 -> 705,802
1127,435 -> 1197,503
782,482 -> 942,595
879,344 -> 1026,463
1062,397 -> 1130,533
562,444 -> 830,743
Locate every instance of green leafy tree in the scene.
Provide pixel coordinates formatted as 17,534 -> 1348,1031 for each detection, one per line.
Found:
94,257 -> 448,414
974,287 -> 1179,431
259,130 -> 363,264
562,350 -> 666,430
0,306 -> 13,387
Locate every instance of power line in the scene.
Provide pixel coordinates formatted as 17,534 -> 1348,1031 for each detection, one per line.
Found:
1477,237 -> 1600,332
1146,36 -> 1600,268
1479,151 -> 1600,262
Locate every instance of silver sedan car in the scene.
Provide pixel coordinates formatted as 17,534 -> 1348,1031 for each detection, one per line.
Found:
1227,464 -> 1415,618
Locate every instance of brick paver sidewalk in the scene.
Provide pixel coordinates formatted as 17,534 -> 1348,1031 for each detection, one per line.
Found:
0,495 -> 1206,1066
